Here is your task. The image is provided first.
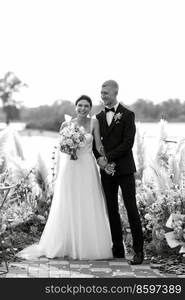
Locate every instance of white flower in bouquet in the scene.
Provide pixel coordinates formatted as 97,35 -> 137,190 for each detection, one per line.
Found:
76,138 -> 80,143
64,131 -> 71,138
73,132 -> 80,139
79,126 -> 85,133
66,139 -> 73,146
59,122 -> 86,160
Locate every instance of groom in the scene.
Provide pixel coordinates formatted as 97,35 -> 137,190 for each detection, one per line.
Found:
93,80 -> 144,265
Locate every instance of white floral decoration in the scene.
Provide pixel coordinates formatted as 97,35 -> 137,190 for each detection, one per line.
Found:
114,112 -> 123,124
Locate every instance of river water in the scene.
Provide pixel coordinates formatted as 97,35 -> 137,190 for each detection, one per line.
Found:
1,122 -> 185,169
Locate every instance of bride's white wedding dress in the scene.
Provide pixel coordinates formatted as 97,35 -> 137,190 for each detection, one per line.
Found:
17,123 -> 113,260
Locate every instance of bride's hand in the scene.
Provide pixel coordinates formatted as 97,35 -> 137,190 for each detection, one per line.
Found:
97,156 -> 108,169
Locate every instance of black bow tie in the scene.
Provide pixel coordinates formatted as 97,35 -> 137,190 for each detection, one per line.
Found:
105,107 -> 115,113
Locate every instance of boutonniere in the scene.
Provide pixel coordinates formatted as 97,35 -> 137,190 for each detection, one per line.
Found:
114,112 -> 123,124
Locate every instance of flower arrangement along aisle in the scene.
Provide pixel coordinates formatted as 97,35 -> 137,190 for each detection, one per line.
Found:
59,122 -> 86,160
165,213 -> 185,255
133,120 -> 185,254
0,152 -> 54,261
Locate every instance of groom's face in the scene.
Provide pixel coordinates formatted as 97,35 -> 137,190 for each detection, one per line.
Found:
101,86 -> 117,107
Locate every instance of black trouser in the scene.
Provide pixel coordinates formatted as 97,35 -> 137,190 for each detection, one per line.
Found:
101,172 -> 144,253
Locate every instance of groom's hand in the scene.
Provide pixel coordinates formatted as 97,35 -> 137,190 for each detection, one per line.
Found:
105,163 -> 116,176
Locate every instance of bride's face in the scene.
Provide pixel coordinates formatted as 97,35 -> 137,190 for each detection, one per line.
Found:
76,100 -> 91,117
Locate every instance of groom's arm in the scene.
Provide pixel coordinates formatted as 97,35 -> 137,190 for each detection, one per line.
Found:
93,140 -> 109,171
92,114 -> 102,160
106,111 -> 136,161
92,115 -> 110,171
92,139 -> 101,160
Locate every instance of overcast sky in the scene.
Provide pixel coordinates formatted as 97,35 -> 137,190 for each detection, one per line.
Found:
1,0 -> 185,107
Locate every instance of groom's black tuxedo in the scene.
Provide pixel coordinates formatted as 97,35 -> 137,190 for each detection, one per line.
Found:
94,103 -> 136,175
93,103 -> 144,256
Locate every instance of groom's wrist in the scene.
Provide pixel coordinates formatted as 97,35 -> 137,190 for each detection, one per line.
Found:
102,164 -> 107,171
97,157 -> 101,164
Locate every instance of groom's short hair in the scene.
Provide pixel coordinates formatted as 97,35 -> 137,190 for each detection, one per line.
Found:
102,80 -> 119,95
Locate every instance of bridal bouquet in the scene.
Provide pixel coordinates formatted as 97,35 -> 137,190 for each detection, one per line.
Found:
165,213 -> 185,254
59,122 -> 86,160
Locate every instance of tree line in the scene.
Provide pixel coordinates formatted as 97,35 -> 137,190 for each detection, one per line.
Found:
131,98 -> 185,122
1,97 -> 184,131
1,72 -> 185,131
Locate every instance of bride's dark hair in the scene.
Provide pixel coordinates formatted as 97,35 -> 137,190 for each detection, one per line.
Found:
75,95 -> 92,108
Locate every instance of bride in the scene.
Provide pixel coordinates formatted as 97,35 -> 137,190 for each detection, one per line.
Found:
16,95 -> 113,260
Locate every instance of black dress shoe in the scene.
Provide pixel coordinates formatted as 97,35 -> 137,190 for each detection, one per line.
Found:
130,252 -> 144,265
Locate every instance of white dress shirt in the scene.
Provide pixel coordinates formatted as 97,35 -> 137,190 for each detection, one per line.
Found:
105,102 -> 119,126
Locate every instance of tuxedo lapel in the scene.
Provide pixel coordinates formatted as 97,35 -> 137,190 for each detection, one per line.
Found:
106,104 -> 123,135
99,110 -> 109,133
98,104 -> 124,137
